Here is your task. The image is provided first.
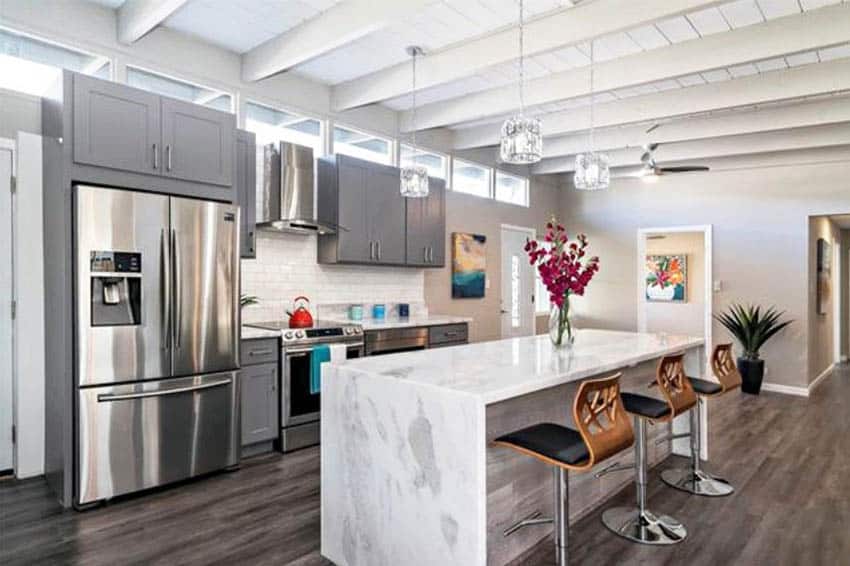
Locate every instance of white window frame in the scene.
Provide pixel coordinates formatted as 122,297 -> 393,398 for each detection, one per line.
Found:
451,158 -> 494,199
243,98 -> 325,154
495,169 -> 530,207
330,122 -> 394,165
125,64 -> 235,112
399,143 -> 449,180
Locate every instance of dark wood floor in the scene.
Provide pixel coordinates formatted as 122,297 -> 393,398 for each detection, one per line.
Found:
2,368 -> 848,566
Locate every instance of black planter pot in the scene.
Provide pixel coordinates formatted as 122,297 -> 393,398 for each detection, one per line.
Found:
737,357 -> 765,395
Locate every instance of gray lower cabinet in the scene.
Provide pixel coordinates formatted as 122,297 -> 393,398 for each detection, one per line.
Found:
406,177 -> 446,267
240,338 -> 279,450
73,73 -> 161,175
235,129 -> 257,258
161,97 -> 234,187
318,154 -> 443,267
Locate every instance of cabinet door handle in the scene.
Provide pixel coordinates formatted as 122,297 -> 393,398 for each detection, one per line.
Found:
376,241 -> 381,261
153,143 -> 159,169
429,246 -> 434,263
166,145 -> 172,171
249,349 -> 275,356
369,241 -> 375,260
424,246 -> 428,263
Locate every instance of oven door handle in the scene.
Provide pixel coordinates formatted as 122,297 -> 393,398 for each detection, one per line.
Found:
286,345 -> 363,356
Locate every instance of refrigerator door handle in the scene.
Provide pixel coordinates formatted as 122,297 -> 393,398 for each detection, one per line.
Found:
96,377 -> 232,402
161,229 -> 171,349
172,228 -> 182,349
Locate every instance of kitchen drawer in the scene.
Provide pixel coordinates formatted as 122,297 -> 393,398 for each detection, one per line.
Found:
428,323 -> 468,346
241,338 -> 279,366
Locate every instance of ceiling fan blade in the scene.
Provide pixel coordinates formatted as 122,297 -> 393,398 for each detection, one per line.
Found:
645,123 -> 661,134
658,165 -> 710,173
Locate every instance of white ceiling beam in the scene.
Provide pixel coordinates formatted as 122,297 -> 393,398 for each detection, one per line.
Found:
331,0 -> 724,111
117,0 -> 189,44
403,4 -> 850,131
242,0 -> 432,82
531,124 -> 850,175
541,96 -> 850,157
454,57 -> 850,150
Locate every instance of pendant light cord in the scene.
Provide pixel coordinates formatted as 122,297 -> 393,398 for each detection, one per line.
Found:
411,49 -> 417,149
589,39 -> 595,153
518,0 -> 525,117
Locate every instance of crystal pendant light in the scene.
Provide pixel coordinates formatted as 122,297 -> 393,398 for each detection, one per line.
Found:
400,46 -> 429,198
574,40 -> 610,191
500,0 -> 542,165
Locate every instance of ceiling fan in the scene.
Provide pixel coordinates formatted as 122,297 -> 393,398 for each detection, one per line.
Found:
637,142 -> 710,177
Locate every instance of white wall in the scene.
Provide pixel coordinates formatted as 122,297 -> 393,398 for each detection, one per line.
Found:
559,150 -> 850,390
644,232 -> 706,338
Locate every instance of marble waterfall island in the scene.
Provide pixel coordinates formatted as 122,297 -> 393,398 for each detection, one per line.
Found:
321,329 -> 705,566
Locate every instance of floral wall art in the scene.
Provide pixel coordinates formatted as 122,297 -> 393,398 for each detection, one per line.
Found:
645,254 -> 687,303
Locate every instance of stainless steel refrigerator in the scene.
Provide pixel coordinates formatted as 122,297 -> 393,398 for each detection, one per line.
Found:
74,185 -> 240,506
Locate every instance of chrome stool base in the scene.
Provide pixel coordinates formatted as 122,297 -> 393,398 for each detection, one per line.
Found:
601,507 -> 687,545
660,467 -> 734,497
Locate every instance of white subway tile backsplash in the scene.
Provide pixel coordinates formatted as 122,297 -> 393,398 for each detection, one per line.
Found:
240,232 -> 425,323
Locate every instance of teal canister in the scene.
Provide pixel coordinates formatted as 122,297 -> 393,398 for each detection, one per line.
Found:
348,304 -> 363,321
372,304 -> 386,320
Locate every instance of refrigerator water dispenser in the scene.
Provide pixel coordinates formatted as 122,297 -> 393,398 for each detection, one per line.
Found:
90,251 -> 142,326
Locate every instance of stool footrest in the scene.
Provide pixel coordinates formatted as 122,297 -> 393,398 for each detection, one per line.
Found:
503,510 -> 553,537
594,460 -> 635,479
655,432 -> 690,446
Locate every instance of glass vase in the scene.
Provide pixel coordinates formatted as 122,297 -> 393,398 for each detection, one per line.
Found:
548,298 -> 574,349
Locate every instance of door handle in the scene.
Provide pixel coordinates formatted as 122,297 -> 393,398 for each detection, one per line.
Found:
161,229 -> 171,350
166,145 -> 172,171
248,349 -> 275,356
153,143 -> 159,169
369,241 -> 375,260
172,228 -> 182,348
424,246 -> 428,263
376,240 -> 381,261
97,378 -> 231,402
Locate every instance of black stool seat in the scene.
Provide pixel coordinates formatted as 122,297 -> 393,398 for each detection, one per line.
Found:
495,423 -> 589,466
621,392 -> 671,419
688,377 -> 722,395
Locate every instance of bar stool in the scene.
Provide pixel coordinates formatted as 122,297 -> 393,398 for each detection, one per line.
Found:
494,373 -> 634,566
660,343 -> 741,497
601,352 -> 697,545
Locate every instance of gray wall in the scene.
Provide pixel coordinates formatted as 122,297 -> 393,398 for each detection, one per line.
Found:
645,231 -> 705,338
808,216 -> 841,382
424,176 -> 561,343
557,151 -> 850,390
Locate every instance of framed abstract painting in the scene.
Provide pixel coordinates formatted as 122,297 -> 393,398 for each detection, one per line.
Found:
645,254 -> 687,302
817,238 -> 831,316
452,232 -> 486,298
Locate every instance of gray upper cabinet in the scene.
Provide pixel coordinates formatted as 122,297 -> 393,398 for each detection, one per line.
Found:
336,157 -> 370,263
73,73 -> 161,175
161,97 -> 234,187
240,362 -> 279,446
235,129 -> 257,258
318,154 -> 445,267
406,177 -> 446,267
367,164 -> 406,265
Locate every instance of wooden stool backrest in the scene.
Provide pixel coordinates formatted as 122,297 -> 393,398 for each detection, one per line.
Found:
712,343 -> 742,393
656,353 -> 697,420
573,373 -> 634,467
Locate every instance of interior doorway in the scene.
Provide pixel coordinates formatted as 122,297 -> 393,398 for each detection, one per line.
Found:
0,142 -> 15,474
500,224 -> 535,339
636,225 -> 713,353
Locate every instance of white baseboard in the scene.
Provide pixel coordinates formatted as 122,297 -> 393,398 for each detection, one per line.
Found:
760,382 -> 810,397
808,363 -> 836,393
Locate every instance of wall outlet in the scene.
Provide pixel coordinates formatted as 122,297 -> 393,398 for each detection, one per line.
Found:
713,280 -> 723,293
485,277 -> 491,289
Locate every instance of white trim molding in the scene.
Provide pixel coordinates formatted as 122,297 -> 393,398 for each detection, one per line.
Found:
761,362 -> 836,398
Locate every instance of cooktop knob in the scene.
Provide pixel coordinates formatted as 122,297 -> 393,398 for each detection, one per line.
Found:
284,331 -> 293,339
296,330 -> 305,338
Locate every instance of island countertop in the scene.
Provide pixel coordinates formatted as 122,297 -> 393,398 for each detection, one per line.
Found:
321,329 -> 706,566
329,329 -> 703,404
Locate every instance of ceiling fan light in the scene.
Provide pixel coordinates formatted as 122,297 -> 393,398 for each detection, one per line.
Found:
400,164 -> 429,198
574,151 -> 610,191
500,115 -> 543,164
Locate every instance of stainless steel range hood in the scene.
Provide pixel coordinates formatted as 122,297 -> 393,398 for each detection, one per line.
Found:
257,141 -> 335,235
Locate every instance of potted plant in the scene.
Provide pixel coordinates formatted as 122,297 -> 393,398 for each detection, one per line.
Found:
714,303 -> 793,395
525,220 -> 600,348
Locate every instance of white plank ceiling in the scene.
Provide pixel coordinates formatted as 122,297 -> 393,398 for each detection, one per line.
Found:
86,0 -> 850,172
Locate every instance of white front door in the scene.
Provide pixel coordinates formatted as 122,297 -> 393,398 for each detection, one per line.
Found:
500,225 -> 535,339
0,148 -> 14,472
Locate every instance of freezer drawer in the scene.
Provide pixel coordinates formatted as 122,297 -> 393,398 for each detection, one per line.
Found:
76,372 -> 240,506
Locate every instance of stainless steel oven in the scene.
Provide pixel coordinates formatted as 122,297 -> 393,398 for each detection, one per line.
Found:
245,321 -> 364,452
